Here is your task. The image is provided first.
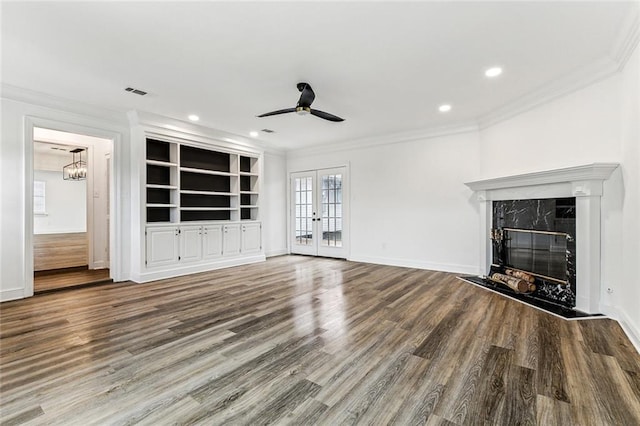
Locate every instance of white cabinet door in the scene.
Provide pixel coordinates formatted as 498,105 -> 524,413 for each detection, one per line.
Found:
146,226 -> 179,267
203,224 -> 223,259
241,222 -> 261,254
180,226 -> 202,263
223,224 -> 241,256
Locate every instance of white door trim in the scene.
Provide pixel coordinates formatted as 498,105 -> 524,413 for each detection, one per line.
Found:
25,116 -> 121,297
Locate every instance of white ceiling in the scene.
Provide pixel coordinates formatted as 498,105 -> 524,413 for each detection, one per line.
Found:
1,2 -> 636,150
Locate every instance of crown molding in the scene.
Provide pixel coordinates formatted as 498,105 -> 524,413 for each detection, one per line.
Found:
478,5 -> 639,131
611,4 -> 640,71
128,110 -> 285,156
287,121 -> 479,159
1,83 -> 128,125
477,57 -> 620,130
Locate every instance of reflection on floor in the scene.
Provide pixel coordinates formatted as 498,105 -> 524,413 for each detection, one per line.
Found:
34,267 -> 111,293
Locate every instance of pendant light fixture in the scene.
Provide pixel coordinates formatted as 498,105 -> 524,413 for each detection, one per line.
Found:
63,148 -> 87,181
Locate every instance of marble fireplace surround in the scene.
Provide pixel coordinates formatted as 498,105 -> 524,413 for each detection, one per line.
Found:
465,163 -> 619,314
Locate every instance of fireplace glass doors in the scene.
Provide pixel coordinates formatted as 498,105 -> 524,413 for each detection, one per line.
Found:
503,229 -> 569,283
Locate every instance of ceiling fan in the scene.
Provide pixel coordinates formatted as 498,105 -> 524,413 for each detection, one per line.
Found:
257,83 -> 345,122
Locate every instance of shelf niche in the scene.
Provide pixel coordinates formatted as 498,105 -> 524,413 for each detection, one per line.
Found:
181,171 -> 231,193
181,193 -> 232,208
181,145 -> 230,172
147,207 -> 172,223
147,139 -> 171,163
148,188 -> 172,204
181,210 -> 231,222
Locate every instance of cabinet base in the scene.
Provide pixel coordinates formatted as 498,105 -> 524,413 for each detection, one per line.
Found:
133,254 -> 266,283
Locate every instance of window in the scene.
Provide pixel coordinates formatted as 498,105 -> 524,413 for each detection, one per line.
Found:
34,180 -> 46,215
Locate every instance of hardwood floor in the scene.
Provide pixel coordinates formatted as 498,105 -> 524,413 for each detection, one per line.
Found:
1,256 -> 639,425
34,268 -> 112,293
33,233 -> 87,271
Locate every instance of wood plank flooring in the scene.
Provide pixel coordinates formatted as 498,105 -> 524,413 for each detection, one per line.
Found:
33,233 -> 87,271
34,268 -> 111,293
1,256 -> 639,425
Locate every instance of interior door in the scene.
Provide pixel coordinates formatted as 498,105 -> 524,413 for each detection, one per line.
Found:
291,167 -> 347,258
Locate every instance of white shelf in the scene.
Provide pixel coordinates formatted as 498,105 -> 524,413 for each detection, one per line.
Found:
240,205 -> 259,208
146,159 -> 177,167
180,207 -> 238,211
180,167 -> 235,177
240,191 -> 259,195
147,203 -> 178,208
239,172 -> 259,177
180,190 -> 237,196
147,184 -> 178,190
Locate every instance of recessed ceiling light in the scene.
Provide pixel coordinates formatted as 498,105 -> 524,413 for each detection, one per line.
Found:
188,114 -> 199,122
438,104 -> 452,113
485,67 -> 503,78
249,131 -> 259,138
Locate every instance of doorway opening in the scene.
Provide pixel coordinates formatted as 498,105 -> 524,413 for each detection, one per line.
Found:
290,167 -> 348,259
32,127 -> 113,293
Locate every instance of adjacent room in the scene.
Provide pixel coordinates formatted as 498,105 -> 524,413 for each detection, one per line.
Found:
1,1 -> 639,424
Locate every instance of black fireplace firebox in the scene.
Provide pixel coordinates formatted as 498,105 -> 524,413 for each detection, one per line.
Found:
490,197 -> 577,308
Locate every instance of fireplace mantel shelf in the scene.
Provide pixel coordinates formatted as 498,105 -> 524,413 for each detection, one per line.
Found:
464,163 -> 619,192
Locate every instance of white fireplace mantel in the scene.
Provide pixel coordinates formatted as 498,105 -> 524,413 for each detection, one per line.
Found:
465,163 -> 619,314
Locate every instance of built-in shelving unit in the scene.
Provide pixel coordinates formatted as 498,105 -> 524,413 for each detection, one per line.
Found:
145,138 -> 260,224
131,112 -> 266,283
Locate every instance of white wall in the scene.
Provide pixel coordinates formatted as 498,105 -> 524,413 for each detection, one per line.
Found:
477,47 -> 640,348
262,152 -> 288,257
618,45 -> 640,346
33,169 -> 87,234
287,131 -> 481,274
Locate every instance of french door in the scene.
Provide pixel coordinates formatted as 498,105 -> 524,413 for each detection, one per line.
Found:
291,167 -> 347,258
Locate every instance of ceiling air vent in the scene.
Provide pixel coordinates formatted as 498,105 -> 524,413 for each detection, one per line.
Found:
125,87 -> 148,96
261,129 -> 275,133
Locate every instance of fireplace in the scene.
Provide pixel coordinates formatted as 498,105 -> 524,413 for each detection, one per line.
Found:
464,163 -> 619,315
489,197 -> 576,309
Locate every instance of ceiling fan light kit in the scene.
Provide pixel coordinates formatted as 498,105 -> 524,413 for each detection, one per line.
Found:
258,83 -> 345,122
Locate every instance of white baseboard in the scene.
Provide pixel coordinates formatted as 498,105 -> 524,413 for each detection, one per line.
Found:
91,261 -> 108,270
265,248 -> 288,258
601,303 -> 640,355
348,255 -> 479,275
136,255 -> 266,283
1,288 -> 25,302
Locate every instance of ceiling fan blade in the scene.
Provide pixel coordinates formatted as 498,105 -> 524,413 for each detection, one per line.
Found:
257,108 -> 296,118
297,83 -> 315,108
310,109 -> 345,122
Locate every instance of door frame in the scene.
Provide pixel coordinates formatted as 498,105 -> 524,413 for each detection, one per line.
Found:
288,165 -> 350,259
25,116 -> 121,297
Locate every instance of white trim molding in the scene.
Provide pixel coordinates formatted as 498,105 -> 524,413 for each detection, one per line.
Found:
464,163 -> 620,192
465,163 -> 619,315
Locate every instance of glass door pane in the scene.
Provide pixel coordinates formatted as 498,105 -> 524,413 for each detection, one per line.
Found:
291,171 -> 317,255
321,173 -> 342,247
294,176 -> 314,245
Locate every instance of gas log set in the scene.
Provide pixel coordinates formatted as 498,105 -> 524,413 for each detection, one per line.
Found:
490,269 -> 536,293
